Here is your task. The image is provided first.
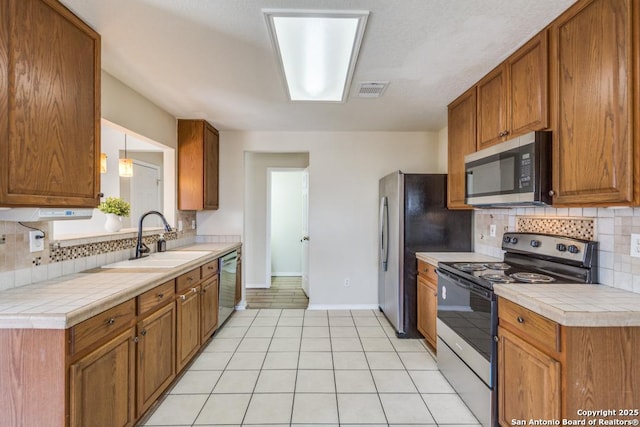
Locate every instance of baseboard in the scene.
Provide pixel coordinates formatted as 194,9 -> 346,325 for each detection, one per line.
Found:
234,300 -> 247,310
271,272 -> 302,277
245,283 -> 270,289
306,304 -> 379,311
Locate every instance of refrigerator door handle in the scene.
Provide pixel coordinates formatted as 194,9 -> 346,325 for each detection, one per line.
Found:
380,196 -> 389,271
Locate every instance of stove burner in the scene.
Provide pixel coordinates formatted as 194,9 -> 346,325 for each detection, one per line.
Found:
483,263 -> 511,270
479,274 -> 516,283
509,272 -> 556,283
453,263 -> 487,272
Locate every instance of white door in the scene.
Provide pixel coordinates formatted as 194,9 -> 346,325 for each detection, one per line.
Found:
301,168 -> 310,297
130,162 -> 162,227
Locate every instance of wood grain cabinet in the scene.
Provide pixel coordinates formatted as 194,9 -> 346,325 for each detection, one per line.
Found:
178,119 -> 220,210
497,297 -> 640,426
447,87 -> 476,209
136,281 -> 176,418
0,0 -> 101,207
200,275 -> 220,343
176,282 -> 201,372
477,31 -> 548,150
416,259 -> 438,351
549,0 -> 639,206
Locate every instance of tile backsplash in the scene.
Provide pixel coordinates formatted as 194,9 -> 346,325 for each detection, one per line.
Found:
0,210 -> 199,290
474,207 -> 640,293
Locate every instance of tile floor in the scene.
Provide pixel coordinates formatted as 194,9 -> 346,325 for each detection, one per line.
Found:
141,308 -> 480,426
245,277 -> 309,309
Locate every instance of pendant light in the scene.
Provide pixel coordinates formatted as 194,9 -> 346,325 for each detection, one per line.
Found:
119,134 -> 133,177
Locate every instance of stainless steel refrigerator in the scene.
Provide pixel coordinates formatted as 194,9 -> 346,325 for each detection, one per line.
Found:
378,171 -> 473,338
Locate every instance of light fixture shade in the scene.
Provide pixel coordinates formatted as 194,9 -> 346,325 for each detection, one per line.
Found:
100,153 -> 108,174
119,158 -> 133,177
264,9 -> 369,102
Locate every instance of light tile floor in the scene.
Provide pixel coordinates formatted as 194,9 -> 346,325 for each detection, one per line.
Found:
141,308 -> 480,426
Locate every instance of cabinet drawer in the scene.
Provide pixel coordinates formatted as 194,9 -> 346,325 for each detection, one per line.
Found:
201,260 -> 219,279
499,298 -> 559,353
138,280 -> 176,316
176,268 -> 201,292
417,260 -> 438,283
70,299 -> 136,356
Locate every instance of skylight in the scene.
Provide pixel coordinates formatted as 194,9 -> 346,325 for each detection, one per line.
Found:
263,9 -> 369,102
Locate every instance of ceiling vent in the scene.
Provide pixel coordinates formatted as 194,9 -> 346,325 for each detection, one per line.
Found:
355,81 -> 388,98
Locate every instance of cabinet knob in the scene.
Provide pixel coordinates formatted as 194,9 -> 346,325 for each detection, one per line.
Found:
192,287 -> 198,293
140,329 -> 147,337
517,316 -> 525,324
202,288 -> 207,294
97,192 -> 104,198
187,277 -> 193,282
133,336 -> 139,343
433,292 -> 438,297
157,293 -> 164,299
548,190 -> 555,196
181,295 -> 186,301
106,318 -> 116,326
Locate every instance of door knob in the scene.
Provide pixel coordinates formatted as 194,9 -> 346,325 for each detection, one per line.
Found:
300,236 -> 310,242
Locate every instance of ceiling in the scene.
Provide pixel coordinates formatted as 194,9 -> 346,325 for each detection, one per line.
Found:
61,0 -> 576,132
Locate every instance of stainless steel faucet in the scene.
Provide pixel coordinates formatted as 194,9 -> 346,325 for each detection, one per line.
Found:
133,211 -> 173,259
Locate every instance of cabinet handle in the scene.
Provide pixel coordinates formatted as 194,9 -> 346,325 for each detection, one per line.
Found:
192,287 -> 198,293
106,318 -> 116,326
517,316 -> 525,324
181,295 -> 186,301
140,330 -> 147,337
157,293 -> 164,299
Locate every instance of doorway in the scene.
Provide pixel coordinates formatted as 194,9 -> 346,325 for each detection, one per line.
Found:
243,152 -> 309,308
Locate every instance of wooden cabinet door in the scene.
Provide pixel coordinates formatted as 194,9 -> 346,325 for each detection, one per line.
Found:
137,303 -> 176,417
477,65 -> 508,149
69,327 -> 136,427
508,31 -> 549,137
201,275 -> 219,343
176,286 -> 201,371
0,0 -> 101,207
203,123 -> 219,210
498,327 -> 561,426
416,276 -> 429,339
417,275 -> 437,350
550,0 -> 638,205
447,87 -> 476,209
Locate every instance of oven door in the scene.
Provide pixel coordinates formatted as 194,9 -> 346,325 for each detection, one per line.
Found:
436,269 -> 496,386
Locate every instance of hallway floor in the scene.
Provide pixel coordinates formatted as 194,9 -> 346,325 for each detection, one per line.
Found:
245,277 -> 309,309
141,308 -> 480,426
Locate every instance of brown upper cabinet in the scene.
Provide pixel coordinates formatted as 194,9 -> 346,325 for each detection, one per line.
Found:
0,0 -> 101,207
447,87 -> 476,209
178,119 -> 220,210
477,31 -> 549,150
549,0 -> 639,206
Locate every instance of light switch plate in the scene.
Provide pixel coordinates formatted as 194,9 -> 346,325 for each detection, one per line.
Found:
489,224 -> 497,237
631,233 -> 640,258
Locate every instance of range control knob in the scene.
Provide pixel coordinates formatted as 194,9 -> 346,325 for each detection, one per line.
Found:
503,236 -> 511,244
556,243 -> 567,252
568,245 -> 580,254
510,237 -> 518,244
530,240 -> 541,248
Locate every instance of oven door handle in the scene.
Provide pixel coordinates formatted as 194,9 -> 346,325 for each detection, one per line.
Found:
435,269 -> 472,290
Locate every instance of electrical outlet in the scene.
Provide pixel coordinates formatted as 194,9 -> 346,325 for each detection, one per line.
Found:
0,234 -> 5,244
191,220 -> 196,229
631,233 -> 640,258
29,231 -> 44,253
178,220 -> 183,232
344,278 -> 350,287
489,224 -> 497,237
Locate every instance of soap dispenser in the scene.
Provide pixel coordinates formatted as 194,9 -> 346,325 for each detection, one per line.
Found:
156,234 -> 166,252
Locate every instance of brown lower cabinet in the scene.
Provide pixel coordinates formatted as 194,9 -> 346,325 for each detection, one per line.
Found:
498,297 -> 640,426
0,255 -> 228,427
416,259 -> 438,351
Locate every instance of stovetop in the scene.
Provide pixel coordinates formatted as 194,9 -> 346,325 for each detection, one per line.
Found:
437,232 -> 598,290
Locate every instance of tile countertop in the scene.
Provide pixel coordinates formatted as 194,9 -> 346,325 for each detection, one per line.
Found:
415,252 -> 502,265
0,242 -> 241,330
493,283 -> 640,327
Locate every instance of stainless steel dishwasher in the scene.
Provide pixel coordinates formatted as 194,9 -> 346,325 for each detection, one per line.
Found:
219,251 -> 238,325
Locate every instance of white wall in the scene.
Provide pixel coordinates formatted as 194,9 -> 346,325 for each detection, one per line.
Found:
270,171 -> 304,276
197,131 -> 444,308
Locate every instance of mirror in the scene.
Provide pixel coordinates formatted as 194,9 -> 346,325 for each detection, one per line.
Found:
52,120 -> 176,239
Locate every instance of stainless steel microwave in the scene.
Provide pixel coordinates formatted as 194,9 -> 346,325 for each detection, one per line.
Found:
464,131 -> 551,207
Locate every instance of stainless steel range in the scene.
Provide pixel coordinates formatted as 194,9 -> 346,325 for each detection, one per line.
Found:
435,232 -> 598,427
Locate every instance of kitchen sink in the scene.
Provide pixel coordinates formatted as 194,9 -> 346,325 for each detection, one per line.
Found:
101,251 -> 210,269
